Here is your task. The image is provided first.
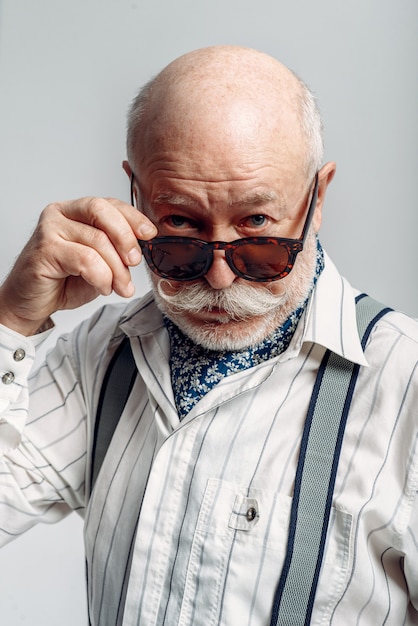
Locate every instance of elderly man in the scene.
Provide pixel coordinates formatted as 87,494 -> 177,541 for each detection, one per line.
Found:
0,46 -> 417,625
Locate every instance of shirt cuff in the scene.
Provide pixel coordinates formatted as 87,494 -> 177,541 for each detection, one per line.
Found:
0,322 -> 54,453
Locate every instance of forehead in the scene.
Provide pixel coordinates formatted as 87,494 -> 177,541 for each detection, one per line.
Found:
135,150 -> 305,217
134,87 -> 308,196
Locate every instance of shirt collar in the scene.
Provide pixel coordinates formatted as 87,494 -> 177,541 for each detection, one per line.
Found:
299,251 -> 368,366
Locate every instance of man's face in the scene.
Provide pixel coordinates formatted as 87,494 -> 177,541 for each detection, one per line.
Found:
133,117 -> 324,351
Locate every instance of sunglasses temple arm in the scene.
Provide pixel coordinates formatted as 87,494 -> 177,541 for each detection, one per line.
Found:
130,173 -> 136,207
300,172 -> 319,243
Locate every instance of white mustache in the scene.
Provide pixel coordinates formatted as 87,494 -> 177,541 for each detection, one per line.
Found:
156,279 -> 287,320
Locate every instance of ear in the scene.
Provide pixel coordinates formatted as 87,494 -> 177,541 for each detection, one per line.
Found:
122,160 -> 132,178
311,161 -> 336,232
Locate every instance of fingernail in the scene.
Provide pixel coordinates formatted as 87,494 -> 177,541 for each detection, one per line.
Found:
138,223 -> 157,238
128,248 -> 141,265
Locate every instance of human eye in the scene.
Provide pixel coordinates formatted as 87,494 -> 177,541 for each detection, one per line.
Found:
165,215 -> 195,229
158,214 -> 203,236
240,214 -> 269,228
250,215 -> 267,227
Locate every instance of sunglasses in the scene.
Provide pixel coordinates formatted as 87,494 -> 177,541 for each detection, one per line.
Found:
135,174 -> 318,283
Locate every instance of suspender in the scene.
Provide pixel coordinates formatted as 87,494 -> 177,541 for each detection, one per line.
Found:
90,295 -> 391,623
90,336 -> 137,493
270,294 -> 392,625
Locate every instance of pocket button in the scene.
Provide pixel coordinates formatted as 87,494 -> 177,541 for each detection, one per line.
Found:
246,507 -> 257,522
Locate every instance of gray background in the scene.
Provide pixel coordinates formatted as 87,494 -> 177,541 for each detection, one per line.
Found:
0,1 -> 417,623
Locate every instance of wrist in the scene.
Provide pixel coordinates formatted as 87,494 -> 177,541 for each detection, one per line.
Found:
0,306 -> 52,337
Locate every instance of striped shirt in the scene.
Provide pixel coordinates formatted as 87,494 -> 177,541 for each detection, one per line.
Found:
0,252 -> 418,625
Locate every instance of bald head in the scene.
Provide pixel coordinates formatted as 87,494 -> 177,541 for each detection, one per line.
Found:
127,46 -> 323,180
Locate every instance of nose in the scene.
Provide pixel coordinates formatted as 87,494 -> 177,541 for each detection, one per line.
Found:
204,250 -> 237,289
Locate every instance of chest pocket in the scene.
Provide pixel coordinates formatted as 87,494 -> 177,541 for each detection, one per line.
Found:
178,478 -> 352,626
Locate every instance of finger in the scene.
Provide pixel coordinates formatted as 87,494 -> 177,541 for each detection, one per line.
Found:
105,197 -> 158,238
41,219 -> 137,298
55,240 -> 135,298
56,197 -> 157,266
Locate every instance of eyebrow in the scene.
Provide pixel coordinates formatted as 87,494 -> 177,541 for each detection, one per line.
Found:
153,193 -> 195,206
153,190 -> 282,208
232,191 -> 280,206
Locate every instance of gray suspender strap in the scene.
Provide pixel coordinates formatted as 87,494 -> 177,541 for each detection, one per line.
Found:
270,294 -> 392,626
90,336 -> 137,492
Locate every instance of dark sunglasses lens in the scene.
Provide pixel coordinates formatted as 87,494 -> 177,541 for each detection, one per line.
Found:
231,242 -> 290,279
151,242 -> 208,279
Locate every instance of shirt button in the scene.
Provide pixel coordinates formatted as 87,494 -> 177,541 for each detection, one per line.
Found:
13,348 -> 26,362
246,507 -> 257,522
2,372 -> 15,385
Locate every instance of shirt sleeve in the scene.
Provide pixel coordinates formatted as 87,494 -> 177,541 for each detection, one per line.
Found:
0,323 -> 88,546
0,324 -> 40,453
